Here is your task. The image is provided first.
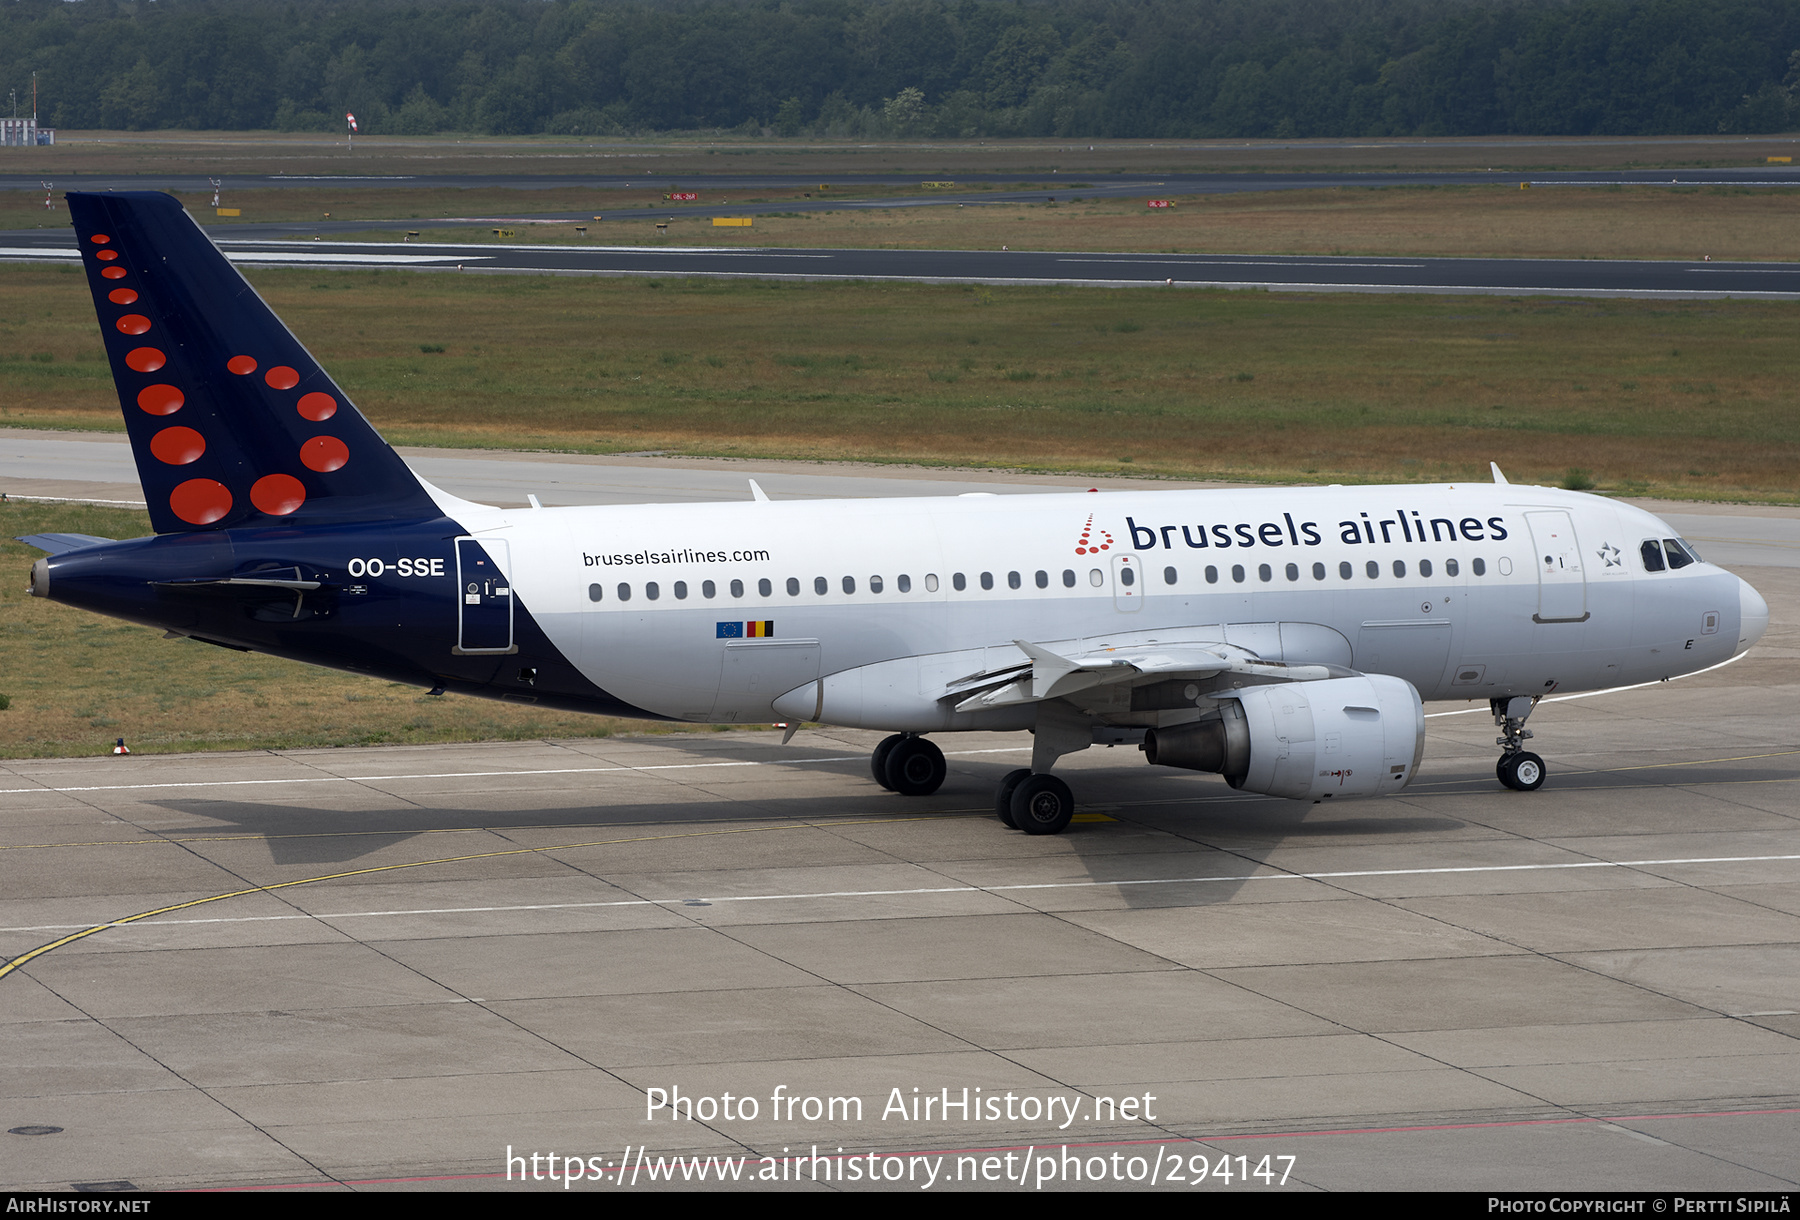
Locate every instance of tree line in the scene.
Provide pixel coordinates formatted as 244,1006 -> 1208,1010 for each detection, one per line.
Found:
4,0 -> 1798,139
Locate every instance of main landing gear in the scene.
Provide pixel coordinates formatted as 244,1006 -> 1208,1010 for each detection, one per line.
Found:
868,736 -> 1076,834
995,768 -> 1074,835
1492,695 -> 1546,792
870,733 -> 946,796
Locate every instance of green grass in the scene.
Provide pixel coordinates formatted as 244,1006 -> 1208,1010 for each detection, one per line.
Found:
3,262 -> 1796,500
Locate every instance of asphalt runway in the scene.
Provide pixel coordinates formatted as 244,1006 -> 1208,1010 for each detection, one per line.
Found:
4,230 -> 1797,298
2,454 -> 1798,1192
6,165 -> 1799,297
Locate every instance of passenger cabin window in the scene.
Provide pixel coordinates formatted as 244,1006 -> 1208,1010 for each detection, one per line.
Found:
843,576 -> 856,594
980,572 -> 994,590
953,572 -> 967,591
1121,566 -> 1136,586
703,580 -> 716,598
645,581 -> 660,600
1366,561 -> 1380,579
1062,569 -> 1076,587
813,576 -> 827,595
1445,559 -> 1459,577
1232,564 -> 1246,583
1312,562 -> 1326,581
588,583 -> 603,602
1471,558 -> 1487,576
1089,569 -> 1103,587
1339,561 -> 1353,580
674,581 -> 688,599
1393,560 -> 1406,578
730,579 -> 744,598
1205,566 -> 1219,584
1036,570 -> 1049,589
1419,559 -> 1433,578
898,574 -> 912,592
1164,566 -> 1178,585
617,583 -> 631,601
1285,563 -> 1299,582
925,574 -> 939,592
870,575 -> 883,593
1007,571 -> 1021,590
787,577 -> 801,596
758,578 -> 772,597
1257,564 -> 1271,582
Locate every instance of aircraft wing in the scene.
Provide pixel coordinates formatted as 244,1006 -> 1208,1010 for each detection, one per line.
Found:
15,533 -> 117,556
945,637 -> 1348,712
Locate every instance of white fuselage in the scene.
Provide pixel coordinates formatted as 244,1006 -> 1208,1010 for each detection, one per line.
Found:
444,482 -> 1763,728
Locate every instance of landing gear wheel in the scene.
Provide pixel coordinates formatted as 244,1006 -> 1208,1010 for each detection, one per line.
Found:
884,736 -> 946,796
870,734 -> 905,791
1497,751 -> 1546,792
995,768 -> 1031,828
1010,774 -> 1075,835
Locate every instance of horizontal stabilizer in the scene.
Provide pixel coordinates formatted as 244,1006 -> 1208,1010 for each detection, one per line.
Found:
16,533 -> 116,556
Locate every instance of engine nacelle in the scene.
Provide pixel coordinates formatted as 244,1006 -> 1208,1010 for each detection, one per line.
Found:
1143,674 -> 1424,801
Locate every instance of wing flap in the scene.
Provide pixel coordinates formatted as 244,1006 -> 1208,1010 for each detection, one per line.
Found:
948,637 -> 1345,711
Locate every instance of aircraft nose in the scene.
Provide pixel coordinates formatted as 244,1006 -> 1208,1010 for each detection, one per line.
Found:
1737,577 -> 1769,654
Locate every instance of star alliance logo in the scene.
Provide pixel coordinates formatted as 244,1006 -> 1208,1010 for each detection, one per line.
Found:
1598,542 -> 1622,568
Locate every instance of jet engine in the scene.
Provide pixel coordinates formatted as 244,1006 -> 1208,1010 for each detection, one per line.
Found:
1142,674 -> 1424,801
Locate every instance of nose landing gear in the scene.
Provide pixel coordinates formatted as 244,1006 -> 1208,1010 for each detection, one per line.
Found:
1493,696 -> 1546,791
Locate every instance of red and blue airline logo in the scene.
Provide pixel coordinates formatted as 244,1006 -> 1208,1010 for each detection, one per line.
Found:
1074,514 -> 1113,556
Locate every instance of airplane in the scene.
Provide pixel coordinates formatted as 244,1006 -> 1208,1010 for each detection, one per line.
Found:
22,192 -> 1770,834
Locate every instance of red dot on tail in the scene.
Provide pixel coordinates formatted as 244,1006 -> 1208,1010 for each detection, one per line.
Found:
300,436 -> 349,472
296,392 -> 337,422
150,426 -> 206,466
170,479 -> 232,525
125,347 -> 165,373
94,249 -> 119,262
91,234 -> 111,244
264,365 -> 299,390
251,474 -> 306,516
137,385 -> 184,416
101,266 -> 126,280
227,355 -> 257,375
108,288 -> 138,305
115,314 -> 151,336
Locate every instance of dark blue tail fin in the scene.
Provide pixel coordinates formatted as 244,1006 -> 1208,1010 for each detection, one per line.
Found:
67,191 -> 440,534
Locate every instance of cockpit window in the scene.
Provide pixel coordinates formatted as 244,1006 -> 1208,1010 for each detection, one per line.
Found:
1640,540 -> 1665,572
1663,538 -> 1695,569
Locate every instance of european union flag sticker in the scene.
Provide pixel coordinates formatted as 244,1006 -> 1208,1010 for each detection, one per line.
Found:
716,621 -> 744,639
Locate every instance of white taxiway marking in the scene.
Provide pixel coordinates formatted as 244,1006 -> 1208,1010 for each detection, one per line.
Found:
5,852 -> 1795,934
217,240 -> 832,258
0,247 -> 483,265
